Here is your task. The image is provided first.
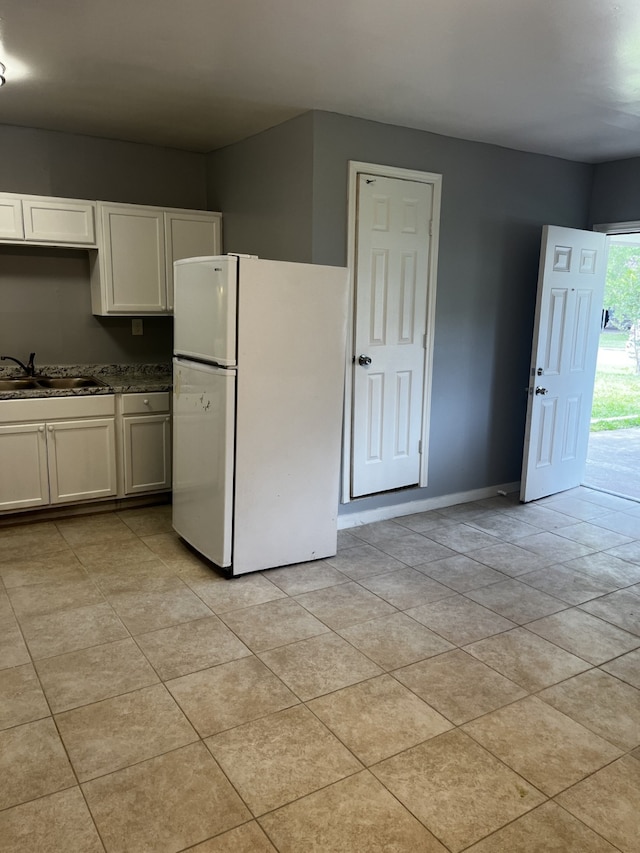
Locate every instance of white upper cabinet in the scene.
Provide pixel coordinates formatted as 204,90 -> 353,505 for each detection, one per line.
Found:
91,202 -> 222,315
0,192 -> 96,246
23,198 -> 96,244
92,203 -> 167,314
165,211 -> 222,312
0,196 -> 24,240
0,190 -> 221,315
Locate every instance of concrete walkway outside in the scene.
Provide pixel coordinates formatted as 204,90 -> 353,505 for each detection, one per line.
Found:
584,426 -> 640,502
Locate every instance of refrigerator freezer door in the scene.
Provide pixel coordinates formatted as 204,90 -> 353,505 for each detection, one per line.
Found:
172,358 -> 235,567
173,256 -> 237,366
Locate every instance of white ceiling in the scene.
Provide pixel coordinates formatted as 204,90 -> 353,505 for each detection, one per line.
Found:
2,0 -> 640,162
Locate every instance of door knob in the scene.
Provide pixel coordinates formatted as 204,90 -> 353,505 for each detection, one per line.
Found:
358,355 -> 372,366
535,386 -> 548,395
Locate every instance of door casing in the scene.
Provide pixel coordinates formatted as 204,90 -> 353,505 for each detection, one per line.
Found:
342,161 -> 442,504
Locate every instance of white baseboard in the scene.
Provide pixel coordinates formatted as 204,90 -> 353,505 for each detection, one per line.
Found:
337,481 -> 521,529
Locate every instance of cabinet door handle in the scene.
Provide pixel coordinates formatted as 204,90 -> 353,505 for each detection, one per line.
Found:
143,399 -> 150,405
38,425 -> 45,433
47,425 -> 54,432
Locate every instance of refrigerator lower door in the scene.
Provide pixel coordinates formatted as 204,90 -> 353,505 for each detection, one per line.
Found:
172,357 -> 235,568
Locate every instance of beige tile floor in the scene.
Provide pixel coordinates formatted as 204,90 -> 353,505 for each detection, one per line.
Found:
0,486 -> 639,852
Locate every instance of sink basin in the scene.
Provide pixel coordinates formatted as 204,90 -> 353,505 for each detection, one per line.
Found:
0,378 -> 41,390
0,376 -> 107,392
36,376 -> 107,389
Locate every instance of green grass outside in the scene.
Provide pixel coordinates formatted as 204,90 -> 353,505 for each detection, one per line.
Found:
598,329 -> 629,349
591,330 -> 640,431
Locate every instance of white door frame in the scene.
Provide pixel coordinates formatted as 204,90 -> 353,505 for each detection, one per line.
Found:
594,219 -> 640,235
588,219 -> 640,499
341,161 -> 442,504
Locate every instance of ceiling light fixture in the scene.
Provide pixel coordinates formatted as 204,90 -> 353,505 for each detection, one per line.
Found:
0,62 -> 5,86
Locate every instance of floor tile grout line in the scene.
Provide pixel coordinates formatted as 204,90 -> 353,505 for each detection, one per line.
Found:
452,797 -> 624,853
459,711 -> 624,800
15,592 -> 636,792
10,571 -> 634,701
534,683 -> 640,756
1,497 -> 638,851
549,799 -> 628,853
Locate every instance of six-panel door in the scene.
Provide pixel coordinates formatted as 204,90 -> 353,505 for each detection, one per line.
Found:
351,174 -> 433,497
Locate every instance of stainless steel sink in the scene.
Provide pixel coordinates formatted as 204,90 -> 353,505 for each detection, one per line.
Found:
0,378 -> 41,390
0,375 -> 107,391
36,376 -> 107,389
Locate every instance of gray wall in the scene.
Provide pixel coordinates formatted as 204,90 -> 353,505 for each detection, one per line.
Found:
589,157 -> 640,225
310,113 -> 595,515
206,112 -> 314,262
206,110 -> 595,511
0,124 -> 209,365
0,246 -> 171,365
1,113 -> 606,511
0,124 -> 207,207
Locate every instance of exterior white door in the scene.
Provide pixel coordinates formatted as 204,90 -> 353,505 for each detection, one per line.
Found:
520,225 -> 608,502
351,174 -> 433,497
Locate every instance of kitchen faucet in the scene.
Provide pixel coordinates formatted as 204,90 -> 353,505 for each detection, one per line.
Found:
1,352 -> 36,376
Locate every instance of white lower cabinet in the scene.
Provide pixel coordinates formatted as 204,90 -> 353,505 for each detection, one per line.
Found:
121,392 -> 172,495
0,392 -> 172,514
47,418 -> 117,503
0,397 -> 117,512
0,423 -> 49,510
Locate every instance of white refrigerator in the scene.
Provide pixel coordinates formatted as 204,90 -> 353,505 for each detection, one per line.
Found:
172,254 -> 349,576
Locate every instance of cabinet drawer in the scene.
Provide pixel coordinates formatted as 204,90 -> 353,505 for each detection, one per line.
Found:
0,395 -> 115,424
121,392 -> 170,414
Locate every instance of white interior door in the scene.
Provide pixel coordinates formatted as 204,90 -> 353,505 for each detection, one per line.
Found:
351,174 -> 433,497
520,225 -> 608,502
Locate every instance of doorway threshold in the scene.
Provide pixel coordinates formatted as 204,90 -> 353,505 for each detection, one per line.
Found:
583,426 -> 640,503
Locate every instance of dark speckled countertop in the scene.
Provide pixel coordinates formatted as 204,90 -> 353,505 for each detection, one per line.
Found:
0,364 -> 172,400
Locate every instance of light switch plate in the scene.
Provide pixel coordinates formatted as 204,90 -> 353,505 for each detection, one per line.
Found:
132,319 -> 144,336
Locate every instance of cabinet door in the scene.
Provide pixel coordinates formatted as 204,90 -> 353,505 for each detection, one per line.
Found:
165,212 -> 222,312
0,423 -> 49,510
99,204 -> 167,313
47,418 -> 117,503
23,199 -> 96,245
0,195 -> 24,240
123,414 -> 171,494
